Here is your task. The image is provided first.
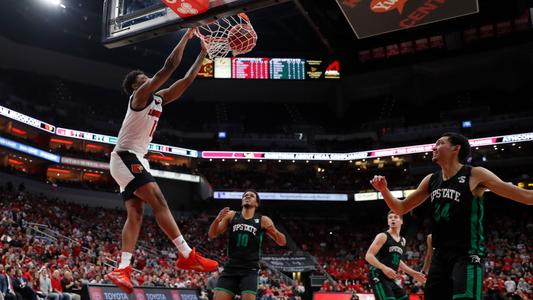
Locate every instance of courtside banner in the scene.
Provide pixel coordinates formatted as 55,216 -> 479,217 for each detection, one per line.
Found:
82,284 -> 200,300
262,255 -> 316,272
313,293 -> 424,300
336,0 -> 479,38
214,191 -> 348,201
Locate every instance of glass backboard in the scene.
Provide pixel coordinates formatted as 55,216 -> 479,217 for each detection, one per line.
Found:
102,0 -> 288,48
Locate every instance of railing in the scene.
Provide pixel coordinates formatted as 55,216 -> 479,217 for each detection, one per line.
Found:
305,251 -> 338,291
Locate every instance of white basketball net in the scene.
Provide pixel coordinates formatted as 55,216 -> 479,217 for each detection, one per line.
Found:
195,13 -> 257,59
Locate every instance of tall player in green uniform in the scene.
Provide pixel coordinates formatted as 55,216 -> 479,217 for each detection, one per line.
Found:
208,190 -> 287,300
370,132 -> 533,299
366,211 -> 426,300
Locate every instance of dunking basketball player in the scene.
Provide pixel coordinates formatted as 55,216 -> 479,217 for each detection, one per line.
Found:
366,211 -> 426,300
370,132 -> 533,299
208,190 -> 287,300
107,29 -> 218,293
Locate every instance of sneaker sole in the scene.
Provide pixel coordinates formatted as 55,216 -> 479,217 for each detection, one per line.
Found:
108,274 -> 134,294
176,263 -> 219,273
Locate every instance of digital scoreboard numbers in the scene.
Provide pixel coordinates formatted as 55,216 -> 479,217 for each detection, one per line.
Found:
210,57 -> 339,80
231,57 -> 269,79
269,58 -> 306,80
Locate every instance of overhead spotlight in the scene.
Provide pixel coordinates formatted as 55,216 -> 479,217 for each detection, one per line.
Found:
41,0 -> 65,7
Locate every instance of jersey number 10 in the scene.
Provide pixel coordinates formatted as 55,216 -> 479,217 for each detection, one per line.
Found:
236,233 -> 249,247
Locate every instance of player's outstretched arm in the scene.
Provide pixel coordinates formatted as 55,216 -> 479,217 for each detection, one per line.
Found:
157,47 -> 207,105
399,260 -> 426,284
261,216 -> 286,246
472,166 -> 533,205
208,207 -> 235,239
134,28 -> 195,105
370,174 -> 432,215
365,233 -> 398,280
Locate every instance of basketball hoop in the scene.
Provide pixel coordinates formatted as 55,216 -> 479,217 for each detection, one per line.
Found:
195,13 -> 258,59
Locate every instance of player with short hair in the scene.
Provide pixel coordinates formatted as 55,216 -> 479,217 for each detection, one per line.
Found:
366,211 -> 426,300
208,190 -> 287,300
370,132 -> 533,299
107,29 -> 218,294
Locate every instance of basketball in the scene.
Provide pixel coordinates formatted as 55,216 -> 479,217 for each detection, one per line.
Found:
227,23 -> 257,55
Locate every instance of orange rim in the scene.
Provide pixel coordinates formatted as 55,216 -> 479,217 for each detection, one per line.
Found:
238,12 -> 250,22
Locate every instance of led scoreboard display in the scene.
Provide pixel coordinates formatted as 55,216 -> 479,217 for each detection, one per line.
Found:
269,58 -> 306,80
231,57 -> 269,79
206,57 -> 340,80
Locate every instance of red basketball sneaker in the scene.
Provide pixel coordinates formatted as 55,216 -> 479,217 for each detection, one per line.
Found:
107,265 -> 134,294
176,248 -> 219,272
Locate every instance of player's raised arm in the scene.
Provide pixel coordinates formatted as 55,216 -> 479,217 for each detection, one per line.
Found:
133,28 -> 195,106
157,46 -> 207,105
472,166 -> 533,205
261,216 -> 286,246
370,174 -> 432,215
208,207 -> 235,239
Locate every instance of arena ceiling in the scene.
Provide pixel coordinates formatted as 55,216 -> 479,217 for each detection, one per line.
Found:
1,0 -> 532,76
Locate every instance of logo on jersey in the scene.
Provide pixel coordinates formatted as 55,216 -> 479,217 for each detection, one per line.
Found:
470,255 -> 481,264
131,164 -> 144,174
457,176 -> 466,183
389,246 -> 403,255
400,238 -> 406,247
148,109 -> 162,118
254,219 -> 260,223
154,99 -> 162,105
232,224 -> 257,235
430,188 -> 461,202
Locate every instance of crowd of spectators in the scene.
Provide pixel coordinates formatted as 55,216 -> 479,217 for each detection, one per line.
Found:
198,161 -> 418,193
0,179 -> 532,300
0,182 -> 297,300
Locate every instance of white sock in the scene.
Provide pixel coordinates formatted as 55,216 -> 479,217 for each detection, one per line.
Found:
118,252 -> 132,269
173,235 -> 192,258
